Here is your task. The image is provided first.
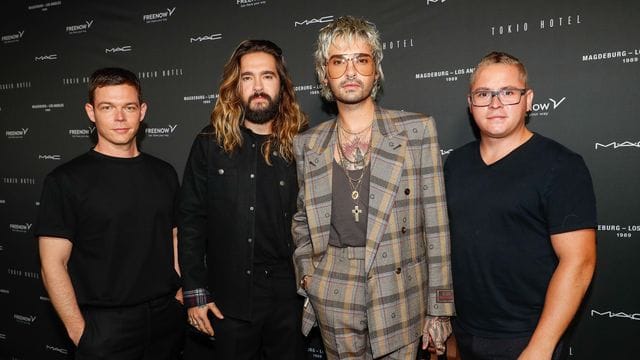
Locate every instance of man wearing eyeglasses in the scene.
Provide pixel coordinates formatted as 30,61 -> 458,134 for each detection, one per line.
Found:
444,52 -> 597,359
292,16 -> 455,359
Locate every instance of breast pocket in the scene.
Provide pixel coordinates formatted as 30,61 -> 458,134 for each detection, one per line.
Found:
207,166 -> 238,201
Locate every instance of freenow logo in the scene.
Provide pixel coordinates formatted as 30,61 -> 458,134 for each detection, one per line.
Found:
529,97 -> 566,117
591,309 -> 640,321
146,124 -> 178,137
190,34 -> 222,43
32,103 -> 64,111
66,20 -> 94,35
69,126 -> 96,138
594,141 -> 640,150
35,54 -> 58,61
143,7 -> 176,24
105,45 -> 132,53
5,128 -> 29,139
440,148 -> 453,156
237,0 -> 266,8
38,154 -> 62,160
9,223 -> 32,233
295,15 -> 333,27
14,314 -> 37,325
2,30 -> 24,44
426,0 -> 446,5
46,345 -> 68,355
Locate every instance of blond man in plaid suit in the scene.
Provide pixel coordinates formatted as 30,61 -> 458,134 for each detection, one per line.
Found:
292,16 -> 455,359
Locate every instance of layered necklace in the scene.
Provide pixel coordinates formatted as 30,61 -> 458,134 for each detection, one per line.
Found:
336,120 -> 373,222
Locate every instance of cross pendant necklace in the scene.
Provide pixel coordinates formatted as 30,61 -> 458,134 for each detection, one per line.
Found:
352,205 -> 363,222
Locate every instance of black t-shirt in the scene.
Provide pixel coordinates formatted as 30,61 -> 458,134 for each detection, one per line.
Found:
444,133 -> 597,338
252,132 -> 290,265
35,150 -> 180,307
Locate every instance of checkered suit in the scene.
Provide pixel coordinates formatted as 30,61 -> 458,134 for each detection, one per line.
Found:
292,107 -> 455,358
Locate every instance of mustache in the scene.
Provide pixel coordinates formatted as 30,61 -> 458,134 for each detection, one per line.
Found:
339,78 -> 364,87
249,92 -> 273,102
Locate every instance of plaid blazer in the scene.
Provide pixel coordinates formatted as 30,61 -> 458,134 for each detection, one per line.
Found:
292,107 -> 455,357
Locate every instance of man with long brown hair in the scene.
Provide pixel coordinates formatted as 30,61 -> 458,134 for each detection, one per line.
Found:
178,39 -> 307,359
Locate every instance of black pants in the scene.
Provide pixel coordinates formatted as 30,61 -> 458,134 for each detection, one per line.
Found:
452,321 -> 565,360
75,295 -> 185,360
183,264 -> 304,360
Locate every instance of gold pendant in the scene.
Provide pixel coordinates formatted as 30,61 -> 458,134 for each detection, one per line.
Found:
351,190 -> 359,200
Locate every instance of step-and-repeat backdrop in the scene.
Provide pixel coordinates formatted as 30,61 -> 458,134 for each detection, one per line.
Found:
1,1 -> 638,359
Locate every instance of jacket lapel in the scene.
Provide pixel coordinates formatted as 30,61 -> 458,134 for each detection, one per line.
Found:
303,121 -> 336,262
365,108 -> 407,274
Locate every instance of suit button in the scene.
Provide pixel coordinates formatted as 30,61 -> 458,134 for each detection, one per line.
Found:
404,188 -> 410,195
279,180 -> 285,186
333,289 -> 339,295
250,206 -> 254,211
217,168 -> 224,175
395,268 -> 401,274
382,252 -> 387,258
401,227 -> 407,234
252,143 -> 256,148
250,173 -> 255,179
246,270 -> 251,275
391,312 -> 396,318
247,238 -> 253,243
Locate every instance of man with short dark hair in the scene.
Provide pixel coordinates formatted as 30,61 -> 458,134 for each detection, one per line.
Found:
179,39 -> 307,359
292,16 -> 455,359
36,67 -> 184,360
445,51 -> 597,359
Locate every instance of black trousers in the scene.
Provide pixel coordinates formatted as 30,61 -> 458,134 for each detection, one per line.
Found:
183,264 -> 304,360
452,321 -> 565,360
75,295 -> 185,360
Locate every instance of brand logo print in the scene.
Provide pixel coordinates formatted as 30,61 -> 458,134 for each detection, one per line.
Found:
440,148 -> 453,156
190,34 -> 222,43
1,30 -> 24,44
35,54 -> 58,61
46,345 -> 68,355
66,20 -> 94,34
9,223 -> 32,233
591,309 -> 640,321
28,1 -> 62,11
237,0 -> 267,8
143,7 -> 176,23
38,154 -> 62,160
145,124 -> 178,137
530,97 -> 566,117
5,128 -> 29,139
14,314 -> 37,325
598,224 -> 639,239
594,141 -> 640,150
0,289 -> 9,294
68,126 -> 96,138
105,46 -> 132,53
183,93 -> 218,104
32,103 -> 65,111
426,0 -> 446,4
295,15 -> 334,27
3,177 -> 36,185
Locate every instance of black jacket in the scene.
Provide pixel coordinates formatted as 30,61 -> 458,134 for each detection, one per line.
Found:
178,125 -> 298,320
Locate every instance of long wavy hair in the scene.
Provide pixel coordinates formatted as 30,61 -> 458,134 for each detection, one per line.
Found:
211,39 -> 307,164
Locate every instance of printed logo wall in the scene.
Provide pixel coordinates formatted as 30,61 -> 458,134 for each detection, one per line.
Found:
1,1 -> 639,359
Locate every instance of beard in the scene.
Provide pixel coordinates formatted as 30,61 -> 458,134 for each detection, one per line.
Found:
242,92 -> 281,124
